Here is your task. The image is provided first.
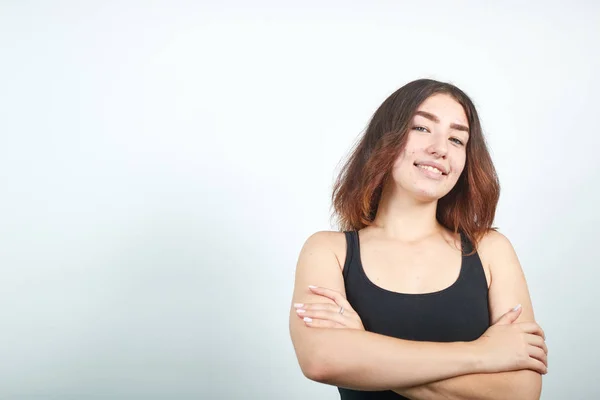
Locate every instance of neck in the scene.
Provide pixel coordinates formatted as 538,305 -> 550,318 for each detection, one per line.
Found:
371,182 -> 442,242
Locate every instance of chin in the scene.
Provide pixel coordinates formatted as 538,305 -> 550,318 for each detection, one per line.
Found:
411,191 -> 442,203
412,186 -> 450,202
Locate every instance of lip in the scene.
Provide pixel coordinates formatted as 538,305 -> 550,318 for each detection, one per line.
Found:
415,163 -> 446,180
414,161 -> 448,175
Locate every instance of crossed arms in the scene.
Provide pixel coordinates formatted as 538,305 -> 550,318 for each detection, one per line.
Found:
289,231 -> 546,400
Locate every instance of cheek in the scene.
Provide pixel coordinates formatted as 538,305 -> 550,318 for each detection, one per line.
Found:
393,147 -> 416,168
451,154 -> 467,176
399,146 -> 420,164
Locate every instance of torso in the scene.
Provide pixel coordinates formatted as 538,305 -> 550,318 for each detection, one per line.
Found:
327,226 -> 493,400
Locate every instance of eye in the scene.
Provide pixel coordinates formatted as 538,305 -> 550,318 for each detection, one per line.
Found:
413,126 -> 430,133
450,137 -> 464,146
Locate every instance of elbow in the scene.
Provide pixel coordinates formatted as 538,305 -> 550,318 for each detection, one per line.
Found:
292,330 -> 338,384
513,370 -> 542,400
291,327 -> 345,384
523,386 -> 542,400
299,355 -> 333,383
520,388 -> 542,400
301,361 -> 325,382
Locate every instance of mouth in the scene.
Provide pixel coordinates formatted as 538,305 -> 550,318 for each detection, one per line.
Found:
414,162 -> 448,176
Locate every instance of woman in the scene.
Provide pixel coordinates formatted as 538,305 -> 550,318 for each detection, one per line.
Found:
289,79 -> 548,399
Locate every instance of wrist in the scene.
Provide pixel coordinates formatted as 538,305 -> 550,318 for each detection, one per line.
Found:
457,340 -> 485,375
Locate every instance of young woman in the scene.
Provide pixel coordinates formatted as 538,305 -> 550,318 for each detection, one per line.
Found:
288,79 -> 548,400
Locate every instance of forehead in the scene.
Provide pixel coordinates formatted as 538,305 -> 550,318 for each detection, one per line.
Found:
416,94 -> 468,126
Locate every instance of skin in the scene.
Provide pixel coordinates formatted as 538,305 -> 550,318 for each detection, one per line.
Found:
289,94 -> 547,399
390,92 -> 469,204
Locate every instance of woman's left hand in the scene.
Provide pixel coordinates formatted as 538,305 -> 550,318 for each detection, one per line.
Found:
293,286 -> 365,330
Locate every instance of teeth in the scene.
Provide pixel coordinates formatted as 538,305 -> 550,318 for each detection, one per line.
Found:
417,164 -> 443,174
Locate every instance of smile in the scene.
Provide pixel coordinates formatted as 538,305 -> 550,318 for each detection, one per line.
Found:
418,164 -> 443,174
414,163 -> 447,179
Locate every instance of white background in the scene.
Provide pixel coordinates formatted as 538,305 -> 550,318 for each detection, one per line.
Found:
1,1 -> 598,399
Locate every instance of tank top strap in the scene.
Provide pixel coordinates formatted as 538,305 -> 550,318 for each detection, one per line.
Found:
342,230 -> 358,280
458,231 -> 489,292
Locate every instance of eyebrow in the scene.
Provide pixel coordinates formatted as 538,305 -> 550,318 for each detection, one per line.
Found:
414,110 -> 470,134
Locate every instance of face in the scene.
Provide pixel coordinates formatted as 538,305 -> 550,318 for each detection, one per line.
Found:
389,93 -> 470,202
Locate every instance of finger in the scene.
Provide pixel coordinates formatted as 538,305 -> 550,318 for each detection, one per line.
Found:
295,303 -> 342,312
303,316 -> 345,329
308,286 -> 354,310
518,322 -> 545,340
526,356 -> 548,374
297,309 -> 347,326
295,303 -> 359,323
493,305 -> 523,325
528,345 -> 548,367
526,334 -> 548,354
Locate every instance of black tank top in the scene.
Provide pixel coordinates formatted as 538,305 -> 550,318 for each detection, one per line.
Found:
338,230 -> 490,400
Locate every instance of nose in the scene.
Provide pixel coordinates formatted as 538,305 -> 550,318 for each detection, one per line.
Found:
427,135 -> 448,158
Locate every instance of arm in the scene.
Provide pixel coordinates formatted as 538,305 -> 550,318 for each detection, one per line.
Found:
396,371 -> 539,400
289,231 -> 484,390
393,230 -> 545,400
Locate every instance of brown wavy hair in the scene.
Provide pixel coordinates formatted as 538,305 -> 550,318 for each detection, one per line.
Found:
330,78 -> 500,252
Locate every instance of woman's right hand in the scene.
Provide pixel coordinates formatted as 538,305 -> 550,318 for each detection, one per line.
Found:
473,307 -> 548,375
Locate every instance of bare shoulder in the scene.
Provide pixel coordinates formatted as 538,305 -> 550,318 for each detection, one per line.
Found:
477,229 -> 523,281
478,230 -> 538,325
290,231 -> 348,321
477,230 -> 517,260
475,230 -> 517,287
300,230 -> 347,272
478,229 -> 513,250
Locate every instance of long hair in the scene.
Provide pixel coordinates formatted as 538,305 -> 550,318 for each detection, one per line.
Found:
330,79 -> 500,252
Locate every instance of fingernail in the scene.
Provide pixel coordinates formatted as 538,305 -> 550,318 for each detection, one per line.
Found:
293,303 -> 304,308
303,317 -> 312,322
308,285 -> 318,289
296,309 -> 305,313
512,304 -> 522,311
